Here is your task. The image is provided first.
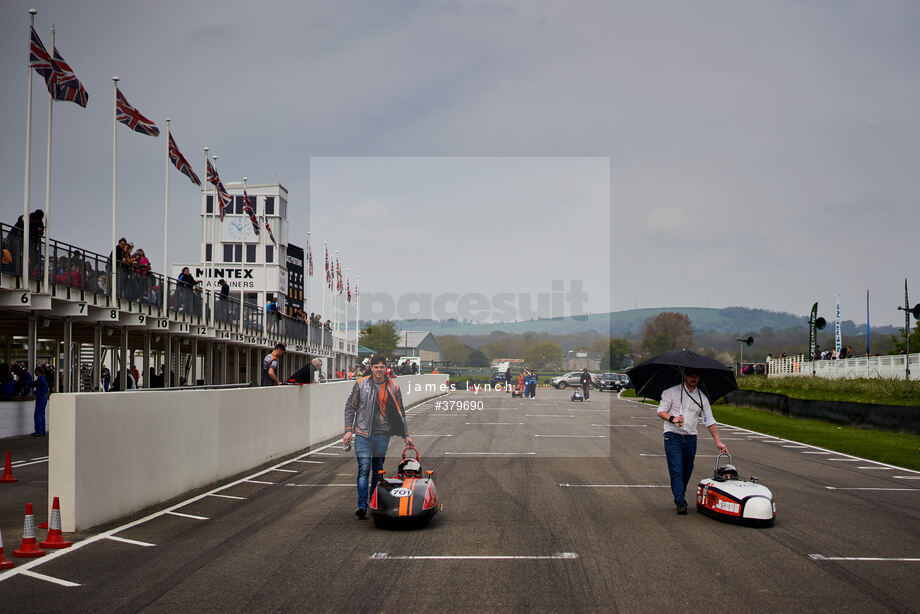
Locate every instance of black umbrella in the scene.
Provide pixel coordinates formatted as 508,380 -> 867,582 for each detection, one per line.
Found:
626,349 -> 738,402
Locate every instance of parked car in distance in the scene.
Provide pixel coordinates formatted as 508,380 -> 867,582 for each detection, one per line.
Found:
549,371 -> 601,389
598,372 -> 622,391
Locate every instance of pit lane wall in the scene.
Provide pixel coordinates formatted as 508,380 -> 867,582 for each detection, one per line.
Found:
48,374 -> 449,532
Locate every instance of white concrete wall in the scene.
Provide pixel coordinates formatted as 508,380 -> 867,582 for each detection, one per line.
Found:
49,374 -> 448,531
0,400 -> 35,438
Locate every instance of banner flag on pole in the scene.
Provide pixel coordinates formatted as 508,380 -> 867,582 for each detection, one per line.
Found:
242,187 -> 259,235
808,302 -> 818,360
168,133 -> 200,185
264,218 -> 277,246
307,240 -> 313,276
115,87 -> 159,136
206,159 -> 232,221
49,47 -> 88,107
325,245 -> 331,287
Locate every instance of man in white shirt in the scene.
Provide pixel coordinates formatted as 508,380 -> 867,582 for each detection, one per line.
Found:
656,368 -> 728,515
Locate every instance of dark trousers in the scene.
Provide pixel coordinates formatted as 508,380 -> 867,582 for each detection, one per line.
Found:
664,432 -> 697,505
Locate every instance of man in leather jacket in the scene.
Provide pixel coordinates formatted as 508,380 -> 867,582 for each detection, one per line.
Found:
343,354 -> 414,518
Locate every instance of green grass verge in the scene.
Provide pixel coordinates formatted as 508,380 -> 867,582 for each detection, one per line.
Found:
620,389 -> 920,471
739,376 -> 920,407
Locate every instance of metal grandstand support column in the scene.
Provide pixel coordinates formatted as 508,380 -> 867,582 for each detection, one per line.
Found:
164,333 -> 172,387
244,347 -> 251,385
27,317 -> 37,379
120,327 -> 128,390
205,340 -> 213,385
143,332 -> 151,389
190,337 -> 198,385
63,318 -> 72,392
220,343 -> 227,385
231,345 -> 239,384
93,326 -> 102,392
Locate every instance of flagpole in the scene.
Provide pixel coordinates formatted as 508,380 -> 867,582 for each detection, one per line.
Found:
262,209 -> 268,337
239,177 -> 247,333
321,241 -> 327,342
163,119 -> 170,313
335,250 -> 340,334
23,9 -> 37,288
345,267 -> 349,354
41,24 -> 55,293
356,275 -> 360,351
111,76 -> 119,304
308,232 -> 313,318
203,147 -> 211,323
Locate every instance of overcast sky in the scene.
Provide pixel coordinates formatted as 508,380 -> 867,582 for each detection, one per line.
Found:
1,0 -> 917,326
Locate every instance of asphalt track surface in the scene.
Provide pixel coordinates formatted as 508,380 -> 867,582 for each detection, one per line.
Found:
1,388 -> 919,613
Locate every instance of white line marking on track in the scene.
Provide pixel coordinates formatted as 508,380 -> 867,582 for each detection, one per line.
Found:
371,552 -> 578,560
827,458 -> 861,461
207,493 -> 247,500
809,554 -> 920,562
591,424 -> 646,427
30,456 -> 49,461
269,468 -> 298,473
525,415 -> 574,418
285,483 -> 352,487
313,452 -> 342,456
856,466 -> 894,470
893,476 -> 920,480
535,434 -> 606,438
559,483 -> 668,488
244,480 -> 277,485
105,535 -> 156,547
19,570 -> 80,587
640,453 -> 720,457
444,452 -> 536,455
825,486 -> 919,491
166,511 -> 209,520
466,422 -> 525,425
10,459 -> 50,468
292,460 -> 324,464
783,445 -> 809,448
802,451 -> 832,455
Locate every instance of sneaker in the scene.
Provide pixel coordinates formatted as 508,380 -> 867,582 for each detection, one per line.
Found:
354,507 -> 367,519
676,502 -> 688,515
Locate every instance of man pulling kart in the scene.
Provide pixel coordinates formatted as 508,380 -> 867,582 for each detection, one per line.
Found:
343,354 -> 414,519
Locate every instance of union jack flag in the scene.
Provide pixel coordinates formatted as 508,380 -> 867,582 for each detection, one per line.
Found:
168,133 -> 200,186
50,46 -> 88,107
325,246 -> 331,287
206,160 -> 232,221
306,241 -> 313,276
347,279 -> 351,303
336,259 -> 343,293
29,27 -> 53,80
116,88 -> 159,137
264,218 -> 277,247
242,188 -> 259,235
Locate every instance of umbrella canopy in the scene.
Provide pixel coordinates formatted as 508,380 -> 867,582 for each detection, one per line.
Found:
626,349 -> 738,403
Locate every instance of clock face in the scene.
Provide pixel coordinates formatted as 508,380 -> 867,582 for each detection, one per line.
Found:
228,219 -> 244,240
224,217 -> 257,242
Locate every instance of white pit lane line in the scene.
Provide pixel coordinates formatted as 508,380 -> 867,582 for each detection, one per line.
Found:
809,554 -> 920,562
559,483 -> 668,488
105,535 -> 156,547
371,552 -> 578,560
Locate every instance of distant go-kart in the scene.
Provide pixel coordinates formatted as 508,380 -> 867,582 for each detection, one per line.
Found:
570,389 -> 585,402
696,453 -> 775,526
370,447 -> 441,528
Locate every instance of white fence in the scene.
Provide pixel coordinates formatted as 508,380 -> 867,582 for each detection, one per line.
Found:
768,353 -> 920,380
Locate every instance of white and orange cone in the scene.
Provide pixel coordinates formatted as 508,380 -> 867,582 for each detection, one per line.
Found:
0,525 -> 15,570
13,503 -> 46,558
40,497 -> 72,549
0,450 -> 17,483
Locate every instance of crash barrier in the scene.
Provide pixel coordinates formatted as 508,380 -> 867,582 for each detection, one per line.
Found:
48,374 -> 448,532
0,400 -> 37,439
723,390 -> 920,435
768,353 -> 920,381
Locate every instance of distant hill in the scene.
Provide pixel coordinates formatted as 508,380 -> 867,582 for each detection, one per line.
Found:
377,307 -> 898,337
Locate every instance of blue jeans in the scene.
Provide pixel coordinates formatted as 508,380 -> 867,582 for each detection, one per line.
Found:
664,432 -> 697,505
354,433 -> 391,510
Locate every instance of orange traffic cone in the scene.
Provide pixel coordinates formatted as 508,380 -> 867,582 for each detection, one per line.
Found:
0,450 -> 17,483
40,497 -> 72,549
13,503 -> 46,558
0,525 -> 14,570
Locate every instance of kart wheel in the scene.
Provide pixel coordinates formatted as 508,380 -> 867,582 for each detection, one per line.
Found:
373,515 -> 387,529
557,382 -> 566,389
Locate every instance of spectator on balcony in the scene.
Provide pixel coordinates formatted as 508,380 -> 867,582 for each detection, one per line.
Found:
69,261 -> 83,288
55,255 -> 69,285
218,278 -> 230,299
